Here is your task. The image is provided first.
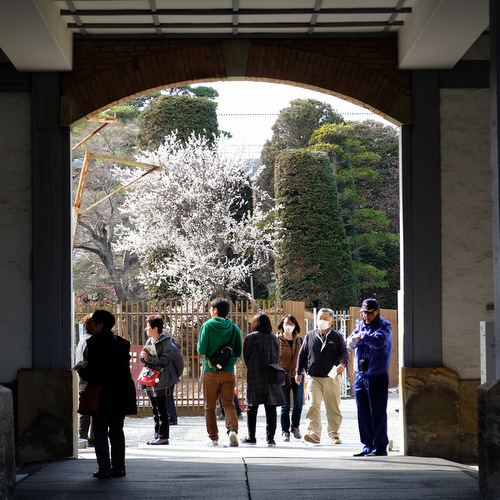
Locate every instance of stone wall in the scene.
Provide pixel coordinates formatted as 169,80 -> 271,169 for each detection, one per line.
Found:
0,386 -> 15,499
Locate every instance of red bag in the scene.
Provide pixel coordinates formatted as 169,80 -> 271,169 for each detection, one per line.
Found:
78,385 -> 101,415
137,367 -> 161,387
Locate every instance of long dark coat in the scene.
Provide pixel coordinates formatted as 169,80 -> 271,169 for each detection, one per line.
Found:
244,331 -> 285,406
79,330 -> 137,416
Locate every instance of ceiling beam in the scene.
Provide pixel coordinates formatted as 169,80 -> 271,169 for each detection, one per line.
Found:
398,0 -> 489,69
0,0 -> 72,71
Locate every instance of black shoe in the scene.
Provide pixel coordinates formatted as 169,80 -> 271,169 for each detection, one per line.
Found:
93,470 -> 112,479
111,468 -> 126,477
243,436 -> 256,444
353,450 -> 370,457
150,438 -> 169,445
169,421 -> 178,425
366,451 -> 388,457
87,438 -> 94,447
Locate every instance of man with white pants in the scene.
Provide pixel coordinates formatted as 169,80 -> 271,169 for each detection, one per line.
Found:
296,308 -> 349,444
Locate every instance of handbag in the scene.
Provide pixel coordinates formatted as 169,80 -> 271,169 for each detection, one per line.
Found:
77,337 -> 116,416
208,325 -> 236,372
267,363 -> 287,385
78,385 -> 102,416
137,366 -> 162,387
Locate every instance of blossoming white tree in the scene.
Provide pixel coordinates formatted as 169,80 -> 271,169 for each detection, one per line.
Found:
115,133 -> 278,301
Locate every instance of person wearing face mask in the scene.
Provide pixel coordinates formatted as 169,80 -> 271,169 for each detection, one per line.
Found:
296,308 -> 349,444
276,314 -> 304,441
347,298 -> 392,457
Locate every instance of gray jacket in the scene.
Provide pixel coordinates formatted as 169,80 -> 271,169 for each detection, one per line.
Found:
138,330 -> 174,390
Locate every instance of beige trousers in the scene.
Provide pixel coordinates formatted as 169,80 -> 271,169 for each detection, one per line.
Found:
305,375 -> 342,439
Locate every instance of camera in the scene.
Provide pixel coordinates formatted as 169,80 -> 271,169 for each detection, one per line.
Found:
359,358 -> 369,372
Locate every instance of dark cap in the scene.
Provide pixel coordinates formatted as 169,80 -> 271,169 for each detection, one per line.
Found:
360,298 -> 380,313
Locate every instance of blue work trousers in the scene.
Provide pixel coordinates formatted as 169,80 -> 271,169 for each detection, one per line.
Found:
354,372 -> 389,454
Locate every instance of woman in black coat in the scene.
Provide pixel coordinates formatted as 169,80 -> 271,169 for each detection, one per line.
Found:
243,312 -> 285,446
78,310 -> 137,479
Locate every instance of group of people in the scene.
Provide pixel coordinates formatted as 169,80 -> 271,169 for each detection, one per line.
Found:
76,296 -> 392,479
196,296 -> 392,456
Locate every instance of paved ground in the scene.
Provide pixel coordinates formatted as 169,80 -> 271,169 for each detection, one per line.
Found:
15,391 -> 479,499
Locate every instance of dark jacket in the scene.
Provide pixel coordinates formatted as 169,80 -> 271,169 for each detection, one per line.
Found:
78,330 -> 137,416
197,317 -> 242,373
138,330 -> 174,390
169,341 -> 184,385
277,333 -> 303,377
297,328 -> 349,377
243,331 -> 285,406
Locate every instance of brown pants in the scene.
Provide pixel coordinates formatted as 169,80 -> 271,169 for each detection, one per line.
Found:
203,370 -> 238,441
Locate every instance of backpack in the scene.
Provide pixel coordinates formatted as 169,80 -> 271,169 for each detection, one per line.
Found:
208,325 -> 236,372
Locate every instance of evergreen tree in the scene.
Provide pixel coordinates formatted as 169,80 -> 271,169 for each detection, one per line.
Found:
274,149 -> 358,309
137,94 -> 220,151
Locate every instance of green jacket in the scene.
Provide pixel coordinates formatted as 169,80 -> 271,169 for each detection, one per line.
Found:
197,317 -> 242,372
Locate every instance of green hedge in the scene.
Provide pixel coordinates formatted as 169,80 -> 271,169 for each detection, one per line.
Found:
274,149 -> 358,309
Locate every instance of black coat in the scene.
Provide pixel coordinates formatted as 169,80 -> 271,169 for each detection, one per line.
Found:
243,331 -> 285,407
79,330 -> 137,416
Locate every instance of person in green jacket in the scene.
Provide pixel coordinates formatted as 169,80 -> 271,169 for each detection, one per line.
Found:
197,297 -> 242,447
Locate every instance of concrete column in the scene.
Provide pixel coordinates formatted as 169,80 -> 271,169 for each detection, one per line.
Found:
477,1 -> 500,497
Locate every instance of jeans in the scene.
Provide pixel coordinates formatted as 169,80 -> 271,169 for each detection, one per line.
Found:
166,385 -> 178,424
281,377 -> 304,432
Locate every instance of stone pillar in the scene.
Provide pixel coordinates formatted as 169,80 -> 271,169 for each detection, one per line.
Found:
0,386 -> 15,499
16,369 -> 78,463
401,367 -> 460,460
478,380 -> 500,498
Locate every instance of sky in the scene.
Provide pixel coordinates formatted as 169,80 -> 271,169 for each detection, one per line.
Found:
193,81 -> 393,159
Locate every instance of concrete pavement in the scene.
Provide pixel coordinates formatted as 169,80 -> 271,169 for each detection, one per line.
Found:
15,392 -> 479,499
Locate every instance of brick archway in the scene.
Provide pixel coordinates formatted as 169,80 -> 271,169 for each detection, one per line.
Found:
61,37 -> 411,126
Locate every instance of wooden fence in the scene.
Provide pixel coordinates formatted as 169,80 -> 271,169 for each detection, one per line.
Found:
74,301 -> 398,416
74,299 -> 305,415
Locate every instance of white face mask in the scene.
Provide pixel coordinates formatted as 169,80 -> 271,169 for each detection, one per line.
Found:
317,319 -> 331,331
283,324 -> 294,334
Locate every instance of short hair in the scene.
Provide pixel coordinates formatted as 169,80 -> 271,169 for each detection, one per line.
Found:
92,310 -> 115,330
251,312 -> 273,334
211,298 -> 230,318
318,308 -> 334,319
146,314 -> 164,333
82,314 -> 93,330
277,314 -> 301,335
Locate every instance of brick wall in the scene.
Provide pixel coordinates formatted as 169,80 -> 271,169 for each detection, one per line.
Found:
61,37 -> 410,125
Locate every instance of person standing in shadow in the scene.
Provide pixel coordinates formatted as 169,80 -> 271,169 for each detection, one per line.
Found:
78,310 -> 137,479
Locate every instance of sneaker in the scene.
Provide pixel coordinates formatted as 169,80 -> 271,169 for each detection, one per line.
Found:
291,427 -> 301,439
208,439 -> 219,446
229,430 -> 239,447
282,432 -> 290,442
217,415 -> 225,421
237,413 -> 244,420
304,433 -> 320,444
243,436 -> 256,444
331,437 -> 342,445
267,440 -> 276,447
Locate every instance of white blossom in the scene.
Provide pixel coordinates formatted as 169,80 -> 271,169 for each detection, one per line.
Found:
114,133 -> 279,301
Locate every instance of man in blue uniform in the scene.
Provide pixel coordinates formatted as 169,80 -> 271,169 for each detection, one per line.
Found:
347,298 -> 392,457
